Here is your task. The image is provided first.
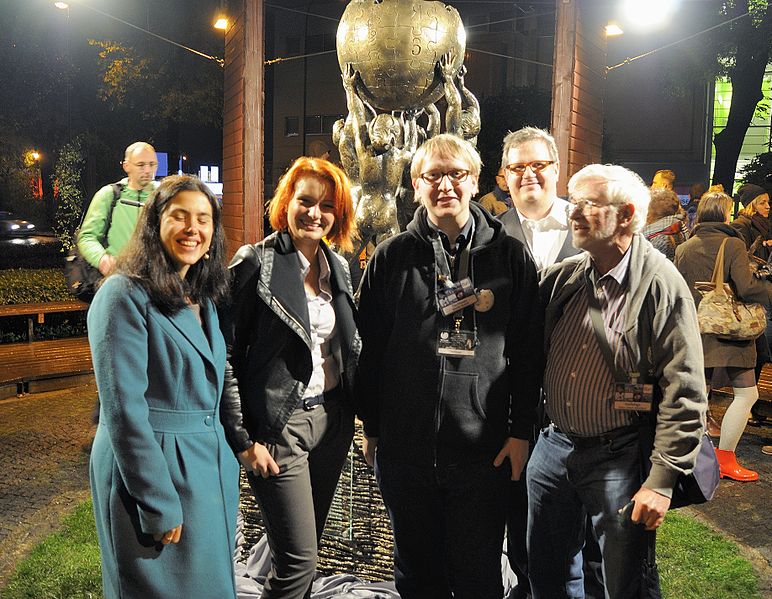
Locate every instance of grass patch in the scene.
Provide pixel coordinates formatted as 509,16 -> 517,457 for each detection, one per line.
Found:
3,500 -> 102,599
658,510 -> 761,599
1,501 -> 762,598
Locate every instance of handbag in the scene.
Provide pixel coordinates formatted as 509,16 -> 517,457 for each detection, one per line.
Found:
64,183 -> 123,303
638,423 -> 719,509
694,238 -> 767,341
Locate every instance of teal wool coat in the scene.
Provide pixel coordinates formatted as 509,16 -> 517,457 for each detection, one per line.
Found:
88,275 -> 239,599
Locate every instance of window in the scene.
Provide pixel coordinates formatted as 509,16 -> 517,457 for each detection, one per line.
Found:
285,116 -> 299,137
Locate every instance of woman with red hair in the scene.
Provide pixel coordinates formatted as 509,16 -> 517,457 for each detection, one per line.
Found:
221,157 -> 359,597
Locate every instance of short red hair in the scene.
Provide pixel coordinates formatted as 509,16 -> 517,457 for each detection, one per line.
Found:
268,157 -> 356,253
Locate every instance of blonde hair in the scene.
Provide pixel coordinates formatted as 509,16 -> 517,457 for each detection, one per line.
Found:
410,134 -> 482,180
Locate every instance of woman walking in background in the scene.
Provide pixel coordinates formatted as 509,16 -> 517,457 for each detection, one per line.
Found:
88,175 -> 239,598
731,183 -> 772,261
221,157 -> 359,598
675,191 -> 772,482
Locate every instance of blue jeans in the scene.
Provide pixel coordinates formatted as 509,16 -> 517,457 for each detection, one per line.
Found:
526,425 -> 647,599
375,456 -> 509,599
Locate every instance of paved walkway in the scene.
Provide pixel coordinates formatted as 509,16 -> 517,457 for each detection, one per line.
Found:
0,383 -> 94,587
0,383 -> 770,594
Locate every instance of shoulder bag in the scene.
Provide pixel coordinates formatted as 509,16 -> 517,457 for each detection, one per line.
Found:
64,183 -> 123,303
694,238 -> 766,341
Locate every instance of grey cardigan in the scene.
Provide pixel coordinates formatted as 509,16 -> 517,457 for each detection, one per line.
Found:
540,233 -> 707,497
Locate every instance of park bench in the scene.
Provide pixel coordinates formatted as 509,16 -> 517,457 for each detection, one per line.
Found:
0,301 -> 92,398
0,299 -> 88,342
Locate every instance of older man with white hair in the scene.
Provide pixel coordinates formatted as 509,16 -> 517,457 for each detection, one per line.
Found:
527,164 -> 707,598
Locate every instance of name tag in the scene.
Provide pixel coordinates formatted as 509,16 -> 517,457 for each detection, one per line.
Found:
437,277 -> 477,316
437,329 -> 476,357
612,381 -> 653,412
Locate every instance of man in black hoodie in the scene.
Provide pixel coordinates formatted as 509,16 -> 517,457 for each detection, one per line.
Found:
356,134 -> 543,599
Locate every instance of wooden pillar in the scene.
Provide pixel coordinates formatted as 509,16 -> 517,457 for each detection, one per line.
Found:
551,0 -> 607,195
222,0 -> 265,257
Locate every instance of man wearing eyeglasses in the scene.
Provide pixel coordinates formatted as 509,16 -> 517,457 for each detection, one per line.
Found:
77,141 -> 159,276
498,127 -> 583,599
356,133 -> 543,599
528,164 -> 706,598
499,127 -> 578,272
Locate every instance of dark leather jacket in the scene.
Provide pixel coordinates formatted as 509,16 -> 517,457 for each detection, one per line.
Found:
220,231 -> 360,451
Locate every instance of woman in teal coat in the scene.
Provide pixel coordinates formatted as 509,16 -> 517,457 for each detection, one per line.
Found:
88,175 -> 239,598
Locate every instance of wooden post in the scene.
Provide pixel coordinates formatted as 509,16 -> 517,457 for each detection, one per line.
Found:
222,0 -> 265,257
551,0 -> 607,195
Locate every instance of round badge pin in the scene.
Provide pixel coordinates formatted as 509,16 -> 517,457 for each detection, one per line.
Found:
474,289 -> 494,312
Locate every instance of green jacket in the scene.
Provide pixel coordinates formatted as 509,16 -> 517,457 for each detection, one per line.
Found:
76,177 -> 158,268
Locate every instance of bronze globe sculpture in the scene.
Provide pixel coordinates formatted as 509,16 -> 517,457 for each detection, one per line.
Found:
336,0 -> 466,112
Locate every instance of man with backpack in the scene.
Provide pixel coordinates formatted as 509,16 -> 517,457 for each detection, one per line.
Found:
77,142 -> 159,275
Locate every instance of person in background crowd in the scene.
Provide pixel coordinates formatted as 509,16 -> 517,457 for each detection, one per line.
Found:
530,163 -> 706,598
88,175 -> 238,598
221,157 -> 359,598
731,183 -> 772,261
650,168 -> 676,191
78,141 -> 159,276
642,188 -> 688,261
684,182 -> 707,230
356,133 -> 542,599
675,191 -> 772,482
477,168 -> 512,215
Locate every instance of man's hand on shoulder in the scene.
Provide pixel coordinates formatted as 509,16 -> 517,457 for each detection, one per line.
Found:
631,487 -> 671,530
493,437 -> 529,481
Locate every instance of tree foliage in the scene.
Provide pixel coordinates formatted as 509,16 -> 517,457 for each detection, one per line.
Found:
710,0 -> 772,191
740,151 -> 772,189
52,137 -> 86,250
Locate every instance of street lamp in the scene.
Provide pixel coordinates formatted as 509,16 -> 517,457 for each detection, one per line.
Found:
54,2 -> 69,9
605,22 -> 624,37
214,17 -> 228,31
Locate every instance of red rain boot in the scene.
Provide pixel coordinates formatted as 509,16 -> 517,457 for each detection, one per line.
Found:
715,448 -> 759,481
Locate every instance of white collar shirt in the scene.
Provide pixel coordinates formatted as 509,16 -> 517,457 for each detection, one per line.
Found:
517,197 -> 570,271
298,249 -> 340,398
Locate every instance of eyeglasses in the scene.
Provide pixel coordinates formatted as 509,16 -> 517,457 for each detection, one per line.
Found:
128,161 -> 158,169
565,198 -> 617,218
504,160 -> 555,175
419,169 -> 471,185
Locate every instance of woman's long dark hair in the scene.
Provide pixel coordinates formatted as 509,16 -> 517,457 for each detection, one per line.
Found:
117,175 -> 229,314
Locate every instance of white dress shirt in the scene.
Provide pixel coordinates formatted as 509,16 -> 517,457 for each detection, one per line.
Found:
517,197 -> 570,271
297,249 -> 340,398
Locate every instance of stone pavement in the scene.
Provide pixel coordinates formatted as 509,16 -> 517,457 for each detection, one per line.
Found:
0,382 -> 95,588
0,382 -> 770,594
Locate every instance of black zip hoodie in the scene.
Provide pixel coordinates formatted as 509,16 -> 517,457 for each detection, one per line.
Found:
355,203 -> 544,467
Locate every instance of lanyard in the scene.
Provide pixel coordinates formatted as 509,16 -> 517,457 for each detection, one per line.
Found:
430,220 -> 474,285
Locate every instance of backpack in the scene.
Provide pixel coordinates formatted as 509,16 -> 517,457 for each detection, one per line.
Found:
64,183 -> 124,303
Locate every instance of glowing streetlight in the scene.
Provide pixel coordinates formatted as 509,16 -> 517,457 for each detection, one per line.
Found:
605,23 -> 624,37
620,0 -> 678,32
54,2 -> 69,9
214,17 -> 228,31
